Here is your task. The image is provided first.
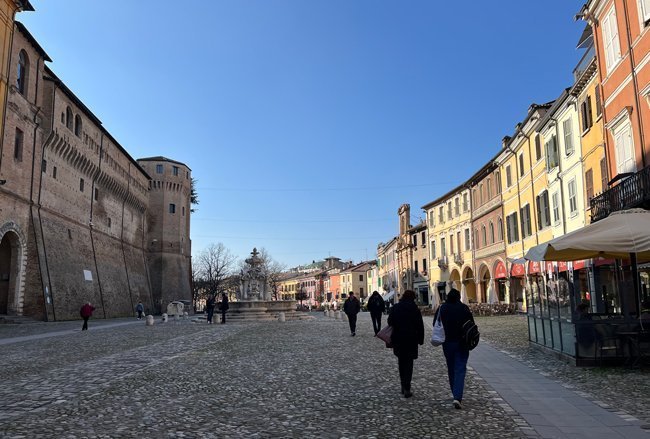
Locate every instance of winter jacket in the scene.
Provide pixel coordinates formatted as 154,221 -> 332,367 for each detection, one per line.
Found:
80,304 -> 95,318
220,296 -> 229,311
343,297 -> 360,316
367,294 -> 385,314
438,301 -> 474,343
387,298 -> 424,359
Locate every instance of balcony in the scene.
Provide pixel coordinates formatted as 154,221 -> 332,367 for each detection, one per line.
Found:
453,253 -> 464,265
437,256 -> 448,269
590,166 -> 650,222
573,45 -> 595,83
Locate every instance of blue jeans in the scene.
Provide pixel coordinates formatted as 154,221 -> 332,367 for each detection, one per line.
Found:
442,341 -> 469,402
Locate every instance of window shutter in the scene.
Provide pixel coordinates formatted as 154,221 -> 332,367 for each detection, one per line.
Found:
536,195 -> 542,230
585,169 -> 594,201
600,157 -> 608,191
595,86 -> 602,117
514,212 -> 519,241
587,95 -> 593,128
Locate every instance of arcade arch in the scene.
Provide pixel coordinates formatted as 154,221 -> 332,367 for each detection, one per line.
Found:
0,223 -> 27,316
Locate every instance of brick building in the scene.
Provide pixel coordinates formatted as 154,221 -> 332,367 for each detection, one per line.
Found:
0,22 -> 191,320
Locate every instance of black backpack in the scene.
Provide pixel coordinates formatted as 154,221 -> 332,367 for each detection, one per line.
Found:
461,319 -> 480,350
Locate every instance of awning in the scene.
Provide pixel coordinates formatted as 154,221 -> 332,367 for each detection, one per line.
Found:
511,263 -> 526,277
494,261 -> 507,279
382,290 -> 395,301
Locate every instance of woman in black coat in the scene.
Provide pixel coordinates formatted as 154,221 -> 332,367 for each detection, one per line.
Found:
387,290 -> 424,398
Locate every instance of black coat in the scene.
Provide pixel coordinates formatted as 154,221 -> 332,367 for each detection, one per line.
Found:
387,298 -> 424,359
343,297 -> 360,316
367,294 -> 385,314
439,301 -> 474,343
220,296 -> 229,311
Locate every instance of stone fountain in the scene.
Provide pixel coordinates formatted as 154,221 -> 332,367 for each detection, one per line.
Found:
228,248 -> 308,321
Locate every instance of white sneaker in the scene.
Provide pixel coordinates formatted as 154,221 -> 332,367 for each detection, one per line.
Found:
453,400 -> 462,409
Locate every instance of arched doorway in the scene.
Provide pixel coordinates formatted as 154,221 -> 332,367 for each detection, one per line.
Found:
478,264 -> 491,304
462,266 -> 477,303
0,230 -> 23,315
449,269 -> 461,293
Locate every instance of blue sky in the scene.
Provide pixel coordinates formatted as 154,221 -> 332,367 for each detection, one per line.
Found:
21,1 -> 584,267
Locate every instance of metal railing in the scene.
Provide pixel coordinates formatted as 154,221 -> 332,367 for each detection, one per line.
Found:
590,166 -> 650,222
573,46 -> 595,82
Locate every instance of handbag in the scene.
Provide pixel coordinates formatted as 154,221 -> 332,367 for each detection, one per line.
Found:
430,307 -> 445,347
376,325 -> 393,348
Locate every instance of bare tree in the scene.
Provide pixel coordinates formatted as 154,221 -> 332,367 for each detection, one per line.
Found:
195,243 -> 237,298
191,262 -> 206,312
257,248 -> 286,301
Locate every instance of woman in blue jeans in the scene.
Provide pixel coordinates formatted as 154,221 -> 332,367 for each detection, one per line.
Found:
438,288 -> 475,409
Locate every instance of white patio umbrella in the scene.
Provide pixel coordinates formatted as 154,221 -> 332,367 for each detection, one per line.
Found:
486,279 -> 498,304
460,282 -> 468,304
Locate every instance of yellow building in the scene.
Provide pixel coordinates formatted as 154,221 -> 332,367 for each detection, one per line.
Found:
422,184 -> 474,307
496,102 -> 553,310
0,0 -> 32,160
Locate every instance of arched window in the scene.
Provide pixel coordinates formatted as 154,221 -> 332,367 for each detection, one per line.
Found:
489,221 -> 495,244
66,107 -> 73,130
479,184 -> 484,204
497,217 -> 504,241
17,50 -> 29,95
75,115 -> 82,137
495,171 -> 501,194
481,225 -> 487,246
487,178 -> 492,199
473,189 -> 478,206
474,228 -> 479,249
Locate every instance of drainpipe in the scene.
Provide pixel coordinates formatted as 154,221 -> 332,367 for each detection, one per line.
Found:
621,0 -> 647,168
550,116 -> 569,236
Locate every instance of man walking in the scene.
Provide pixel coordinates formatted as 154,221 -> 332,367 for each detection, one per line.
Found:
367,291 -> 385,335
205,294 -> 216,324
80,302 -> 95,331
343,292 -> 361,336
135,301 -> 144,320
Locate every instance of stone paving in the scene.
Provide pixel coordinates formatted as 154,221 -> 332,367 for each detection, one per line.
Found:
0,313 -> 527,438
475,315 -> 650,426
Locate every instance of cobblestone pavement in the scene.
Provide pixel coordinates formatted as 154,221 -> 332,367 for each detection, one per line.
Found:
475,315 -> 650,426
0,313 -> 527,438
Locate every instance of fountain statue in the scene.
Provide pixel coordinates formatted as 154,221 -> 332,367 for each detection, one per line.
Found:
238,248 -> 271,301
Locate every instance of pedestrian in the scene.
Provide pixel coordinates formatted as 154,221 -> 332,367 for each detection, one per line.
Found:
135,301 -> 144,320
438,287 -> 475,409
220,293 -> 229,324
343,292 -> 361,336
205,294 -> 216,324
387,289 -> 424,398
80,302 -> 96,331
367,290 -> 386,335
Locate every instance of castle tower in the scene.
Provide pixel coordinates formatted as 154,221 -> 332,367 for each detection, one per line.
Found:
137,157 -> 192,313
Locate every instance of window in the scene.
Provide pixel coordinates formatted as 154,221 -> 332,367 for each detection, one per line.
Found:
414,260 -> 419,274
94,188 -> 99,201
612,119 -> 636,174
518,153 -> 525,177
429,211 -> 435,227
568,179 -> 578,215
169,203 -> 176,214
173,166 -> 179,176
52,166 -> 57,179
595,86 -> 602,117
545,135 -> 559,169
439,206 -> 444,223
585,169 -> 594,202
474,228 -> 479,249
440,237 -> 446,256
481,225 -> 487,246
75,115 -> 82,137
447,202 -> 452,219
602,6 -> 622,72
454,198 -> 460,216
14,128 -> 23,161
535,135 -> 542,161
520,204 -> 532,238
489,221 -> 495,244
497,218 -> 504,241
506,165 -> 512,187
107,217 -> 112,228
495,171 -> 501,194
463,193 -> 469,211
457,231 -> 461,253
640,0 -> 650,22
581,97 -> 593,132
182,206 -> 185,216
600,157 -> 609,190
422,259 -> 427,272
79,178 -> 85,192
421,231 -> 425,245
536,190 -> 551,229
413,234 -> 418,247
479,184 -> 484,204
487,178 -> 492,199
41,159 -> 46,173
66,107 -> 73,130
450,234 -> 454,254
464,229 -> 470,250
552,192 -> 560,223
506,212 -> 519,244
359,274 -> 363,281
17,50 -> 28,96
473,188 -> 478,207
431,241 -> 436,259
563,119 -> 574,155
156,164 -> 163,174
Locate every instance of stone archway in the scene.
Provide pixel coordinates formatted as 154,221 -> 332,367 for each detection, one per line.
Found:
0,223 -> 27,316
462,266 -> 477,303
449,269 -> 461,292
478,263 -> 491,304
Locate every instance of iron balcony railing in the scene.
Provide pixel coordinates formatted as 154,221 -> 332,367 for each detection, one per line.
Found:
573,45 -> 595,82
590,165 -> 650,222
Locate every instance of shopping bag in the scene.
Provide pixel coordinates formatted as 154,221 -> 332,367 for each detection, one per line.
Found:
430,308 -> 445,347
376,325 -> 393,348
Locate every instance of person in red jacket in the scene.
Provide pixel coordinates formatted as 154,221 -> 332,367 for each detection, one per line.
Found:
80,302 -> 96,331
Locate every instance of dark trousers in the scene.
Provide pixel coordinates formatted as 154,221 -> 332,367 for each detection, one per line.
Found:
82,316 -> 89,331
137,311 -> 143,319
221,310 -> 227,324
397,355 -> 414,391
206,308 -> 214,323
370,312 -> 382,334
442,341 -> 470,402
347,313 -> 357,334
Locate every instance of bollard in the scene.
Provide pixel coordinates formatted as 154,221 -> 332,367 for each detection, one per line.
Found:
279,312 -> 286,322
183,311 -> 188,320
161,313 -> 168,323
328,310 -> 333,318
335,311 -> 341,320
146,315 -> 154,326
